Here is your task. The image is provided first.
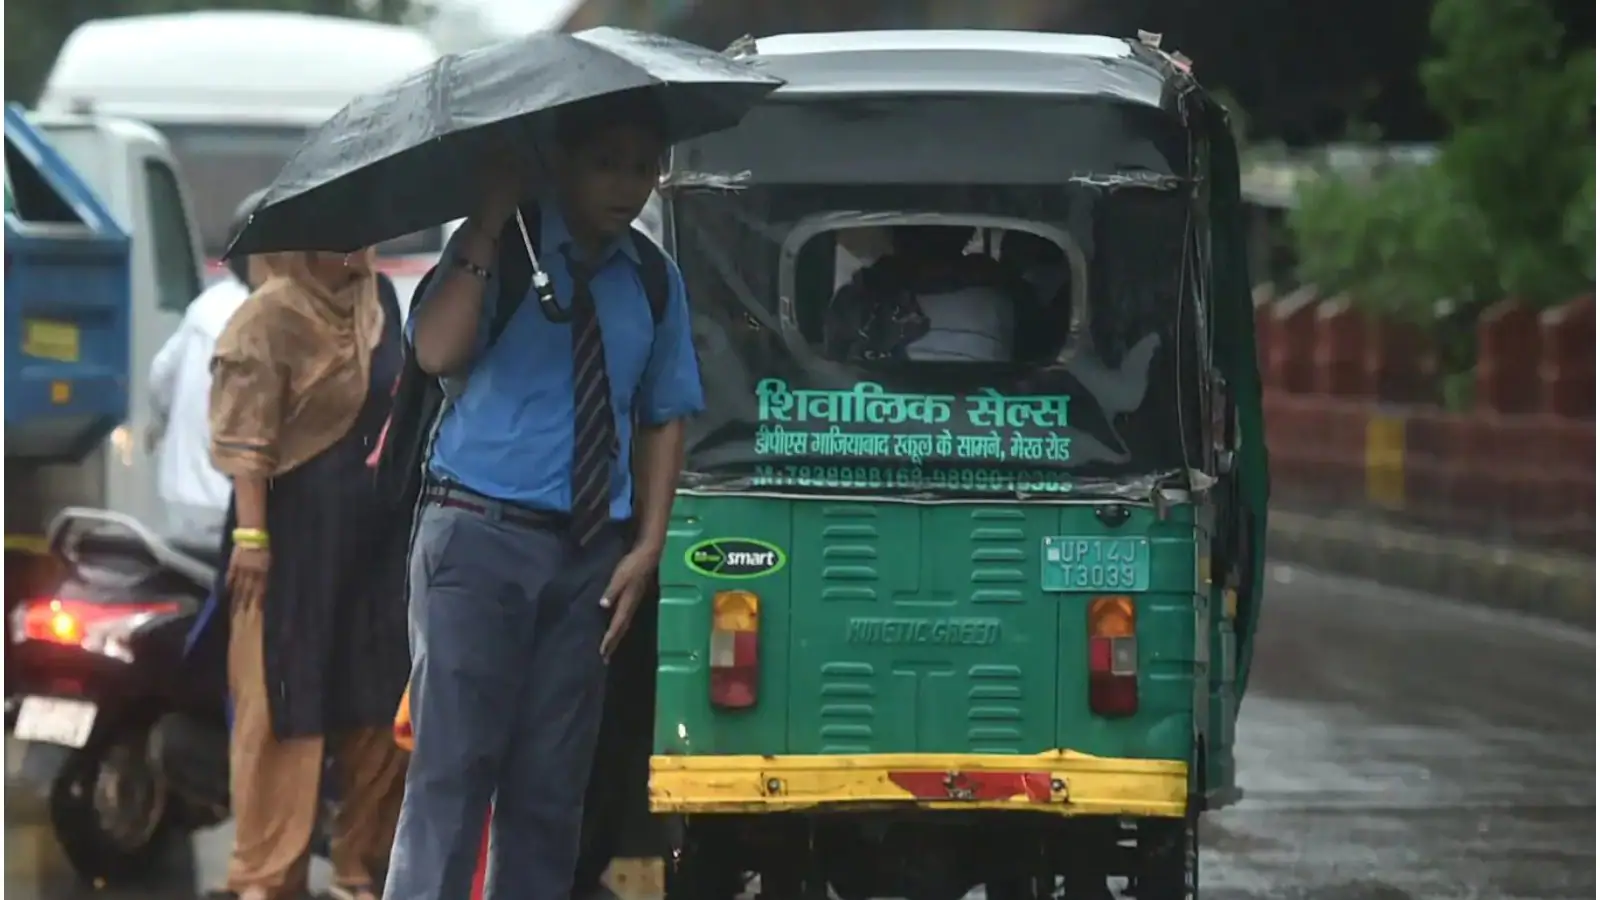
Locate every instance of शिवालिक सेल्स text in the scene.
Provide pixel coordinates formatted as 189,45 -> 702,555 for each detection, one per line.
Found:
748,378 -> 1076,492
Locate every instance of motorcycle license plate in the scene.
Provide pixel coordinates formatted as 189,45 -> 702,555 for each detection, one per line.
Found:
13,697 -> 97,748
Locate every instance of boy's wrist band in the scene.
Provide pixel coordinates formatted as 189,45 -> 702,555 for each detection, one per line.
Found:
453,257 -> 491,281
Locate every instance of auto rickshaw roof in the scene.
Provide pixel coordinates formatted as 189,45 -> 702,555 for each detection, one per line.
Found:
740,30 -> 1187,112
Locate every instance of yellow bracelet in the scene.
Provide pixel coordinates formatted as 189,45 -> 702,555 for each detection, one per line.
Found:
233,528 -> 270,550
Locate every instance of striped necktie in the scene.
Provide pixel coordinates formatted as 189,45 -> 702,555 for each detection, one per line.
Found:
565,252 -> 615,547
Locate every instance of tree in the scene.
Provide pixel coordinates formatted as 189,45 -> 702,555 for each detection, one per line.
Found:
4,0 -> 424,105
1421,0 -> 1595,304
1288,0 -> 1594,393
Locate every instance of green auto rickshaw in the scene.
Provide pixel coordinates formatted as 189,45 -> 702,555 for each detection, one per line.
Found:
635,28 -> 1268,900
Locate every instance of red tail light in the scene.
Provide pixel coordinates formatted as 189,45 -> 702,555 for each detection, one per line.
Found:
709,590 -> 759,709
1087,595 -> 1138,718
11,598 -> 180,661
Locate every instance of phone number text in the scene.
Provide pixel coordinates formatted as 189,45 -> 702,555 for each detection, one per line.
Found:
750,464 -> 1073,493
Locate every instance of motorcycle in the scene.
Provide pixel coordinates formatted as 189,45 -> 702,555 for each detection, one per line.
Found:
7,507 -> 221,881
11,506 -> 641,888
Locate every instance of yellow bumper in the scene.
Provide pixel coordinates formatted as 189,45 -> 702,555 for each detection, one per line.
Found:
650,751 -> 1187,818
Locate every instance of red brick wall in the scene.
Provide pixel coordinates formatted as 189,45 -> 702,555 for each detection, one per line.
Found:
1259,289 -> 1595,550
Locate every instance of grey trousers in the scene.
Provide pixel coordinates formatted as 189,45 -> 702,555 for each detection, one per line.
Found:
382,503 -> 626,900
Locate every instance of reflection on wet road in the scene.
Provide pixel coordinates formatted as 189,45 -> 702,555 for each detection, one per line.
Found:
1206,566 -> 1593,899
6,565 -> 1594,899
3,789 -> 333,900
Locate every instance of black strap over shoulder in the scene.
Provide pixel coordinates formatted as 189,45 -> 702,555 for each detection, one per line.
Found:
628,229 -> 670,326
490,203 -> 538,342
375,272 -> 402,341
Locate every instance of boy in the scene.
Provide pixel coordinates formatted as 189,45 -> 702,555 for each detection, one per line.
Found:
383,95 -> 703,900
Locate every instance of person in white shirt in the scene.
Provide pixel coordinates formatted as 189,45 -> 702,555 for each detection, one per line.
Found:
148,191 -> 265,553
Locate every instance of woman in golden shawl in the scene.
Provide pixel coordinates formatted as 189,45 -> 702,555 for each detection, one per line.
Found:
205,249 -> 410,900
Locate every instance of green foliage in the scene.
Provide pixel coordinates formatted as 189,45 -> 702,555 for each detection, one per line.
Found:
1422,0 -> 1594,304
1290,164 -> 1498,322
1564,160 -> 1596,283
4,0 -> 423,106
1288,0 -> 1594,337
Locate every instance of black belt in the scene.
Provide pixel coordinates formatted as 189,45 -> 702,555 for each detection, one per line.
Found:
422,481 -> 570,531
421,481 -> 633,537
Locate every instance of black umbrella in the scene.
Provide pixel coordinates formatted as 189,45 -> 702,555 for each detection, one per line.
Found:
227,27 -> 782,256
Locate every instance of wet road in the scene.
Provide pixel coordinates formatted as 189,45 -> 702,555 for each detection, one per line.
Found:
1205,566 -> 1594,899
6,564 -> 1594,899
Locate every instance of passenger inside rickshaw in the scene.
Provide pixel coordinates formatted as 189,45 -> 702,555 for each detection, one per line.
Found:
811,223 -> 1074,366
1000,230 -> 1073,322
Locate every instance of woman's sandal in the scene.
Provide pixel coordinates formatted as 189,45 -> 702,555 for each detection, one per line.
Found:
327,884 -> 379,900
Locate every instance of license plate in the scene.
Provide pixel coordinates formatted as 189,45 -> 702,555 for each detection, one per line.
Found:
13,697 -> 97,748
1041,536 -> 1151,592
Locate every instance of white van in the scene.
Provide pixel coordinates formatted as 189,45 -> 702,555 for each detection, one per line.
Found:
38,11 -> 445,302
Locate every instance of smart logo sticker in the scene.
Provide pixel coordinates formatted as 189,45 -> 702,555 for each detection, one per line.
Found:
684,538 -> 787,579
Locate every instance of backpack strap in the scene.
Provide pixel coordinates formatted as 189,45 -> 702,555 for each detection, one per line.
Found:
628,228 -> 670,326
376,273 -> 402,341
406,267 -> 437,320
488,203 -> 540,344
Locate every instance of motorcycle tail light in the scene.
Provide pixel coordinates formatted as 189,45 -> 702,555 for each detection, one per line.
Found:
12,597 -> 180,662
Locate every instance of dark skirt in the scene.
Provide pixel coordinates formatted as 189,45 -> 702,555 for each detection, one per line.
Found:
211,433 -> 410,740
212,335 -> 408,739
249,441 -> 409,739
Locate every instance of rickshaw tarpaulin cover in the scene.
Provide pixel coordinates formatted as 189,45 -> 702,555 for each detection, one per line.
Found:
669,93 -> 1209,503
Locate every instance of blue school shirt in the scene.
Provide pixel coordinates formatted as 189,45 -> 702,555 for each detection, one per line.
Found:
408,206 -> 704,518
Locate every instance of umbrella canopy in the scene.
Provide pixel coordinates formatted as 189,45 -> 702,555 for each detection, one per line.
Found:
228,27 -> 782,255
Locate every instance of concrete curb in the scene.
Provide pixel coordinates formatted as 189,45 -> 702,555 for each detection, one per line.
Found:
1267,509 -> 1595,628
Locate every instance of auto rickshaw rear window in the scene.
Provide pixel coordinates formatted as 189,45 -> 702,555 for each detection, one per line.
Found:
793,222 -> 1083,367
672,182 -> 1206,494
